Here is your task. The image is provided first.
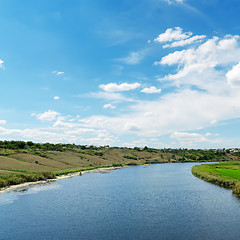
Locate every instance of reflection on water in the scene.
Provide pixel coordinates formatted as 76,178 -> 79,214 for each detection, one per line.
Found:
0,182 -> 61,205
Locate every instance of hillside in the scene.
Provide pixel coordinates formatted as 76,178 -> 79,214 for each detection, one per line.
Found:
0,141 -> 240,189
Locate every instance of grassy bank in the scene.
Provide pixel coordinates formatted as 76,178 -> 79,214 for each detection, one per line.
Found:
192,162 -> 240,198
1,141 -> 240,190
0,172 -> 56,189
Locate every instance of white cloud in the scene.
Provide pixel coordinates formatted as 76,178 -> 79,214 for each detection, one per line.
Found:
163,35 -> 206,48
141,86 -> 162,93
103,104 -> 116,109
154,50 -> 185,66
205,133 -> 212,137
210,120 -> 218,124
170,132 -> 208,142
78,86 -> 240,142
89,91 -> 135,102
35,110 -> 60,121
99,82 -> 141,92
226,62 -> 240,87
57,72 -> 64,75
52,120 -> 77,129
118,51 -> 144,65
52,71 -> 64,76
0,125 -> 115,146
164,0 -> 184,5
123,122 -> 141,132
4,29 -> 240,148
0,120 -> 6,124
155,34 -> 240,92
205,133 -> 219,137
218,35 -> 239,50
154,27 -> 192,43
169,131 -> 222,147
0,59 -> 4,69
54,96 -> 60,100
39,31 -> 240,147
65,128 -> 109,136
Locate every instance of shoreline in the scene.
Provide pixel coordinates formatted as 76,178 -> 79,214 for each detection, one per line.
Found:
0,161 -> 216,194
191,162 -> 240,198
0,166 -> 123,194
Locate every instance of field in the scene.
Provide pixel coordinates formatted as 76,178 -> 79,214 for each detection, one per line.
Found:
0,141 -> 240,190
192,162 -> 240,198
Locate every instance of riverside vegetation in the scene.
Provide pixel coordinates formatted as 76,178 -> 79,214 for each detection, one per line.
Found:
0,141 -> 240,194
192,162 -> 240,198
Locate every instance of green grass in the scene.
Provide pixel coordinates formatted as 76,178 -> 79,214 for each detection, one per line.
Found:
192,162 -> 240,198
0,172 -> 56,188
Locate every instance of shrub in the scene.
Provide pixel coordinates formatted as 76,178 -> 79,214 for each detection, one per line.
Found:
94,152 -> 103,156
123,155 -> 137,160
112,163 -> 123,167
145,159 -> 161,164
0,178 -> 8,188
126,162 -> 138,166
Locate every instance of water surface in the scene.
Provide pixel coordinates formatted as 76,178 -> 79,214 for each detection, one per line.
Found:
0,163 -> 240,240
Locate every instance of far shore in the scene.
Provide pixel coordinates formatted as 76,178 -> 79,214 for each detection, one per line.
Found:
0,166 -> 123,194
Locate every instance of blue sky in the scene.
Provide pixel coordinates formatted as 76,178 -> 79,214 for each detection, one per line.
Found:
1,0 -> 240,148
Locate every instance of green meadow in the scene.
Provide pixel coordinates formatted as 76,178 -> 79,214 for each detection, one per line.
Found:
192,162 -> 240,198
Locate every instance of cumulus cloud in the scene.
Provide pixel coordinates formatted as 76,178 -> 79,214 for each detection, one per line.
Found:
103,104 -> 116,109
154,27 -> 192,43
0,110 -> 116,145
163,35 -> 206,48
99,82 -> 141,92
28,30 -> 240,148
35,110 -> 60,121
85,88 -> 240,136
226,62 -> 240,87
141,86 -> 162,93
4,29 -> 240,148
0,125 -> 115,146
154,34 -> 240,93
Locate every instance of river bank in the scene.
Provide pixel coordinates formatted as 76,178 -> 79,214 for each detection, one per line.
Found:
192,162 -> 240,198
0,161 -> 221,194
0,166 -> 123,194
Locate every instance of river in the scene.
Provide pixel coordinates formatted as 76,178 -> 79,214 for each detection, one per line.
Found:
0,162 -> 240,240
